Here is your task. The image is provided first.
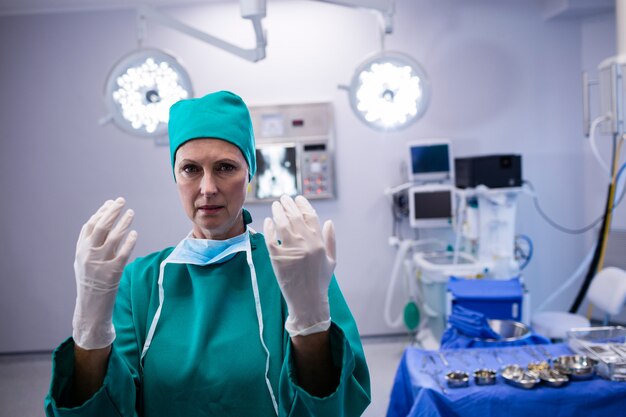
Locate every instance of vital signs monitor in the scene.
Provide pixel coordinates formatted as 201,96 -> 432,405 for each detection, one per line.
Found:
407,139 -> 454,184
409,184 -> 454,228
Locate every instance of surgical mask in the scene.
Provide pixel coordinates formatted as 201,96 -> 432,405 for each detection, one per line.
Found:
168,231 -> 248,265
140,229 -> 279,416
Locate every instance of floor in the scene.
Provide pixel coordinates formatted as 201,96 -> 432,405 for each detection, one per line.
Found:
0,337 -> 409,417
0,352 -> 54,417
361,336 -> 410,417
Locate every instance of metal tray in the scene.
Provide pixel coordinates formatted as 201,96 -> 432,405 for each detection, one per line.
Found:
567,326 -> 626,381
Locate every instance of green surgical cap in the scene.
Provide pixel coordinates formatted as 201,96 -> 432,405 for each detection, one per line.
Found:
168,91 -> 256,180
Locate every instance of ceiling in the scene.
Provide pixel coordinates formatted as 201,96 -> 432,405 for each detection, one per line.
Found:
0,0 -> 615,18
0,0 -> 224,16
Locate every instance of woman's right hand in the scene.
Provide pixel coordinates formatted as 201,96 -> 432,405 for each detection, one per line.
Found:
72,197 -> 137,350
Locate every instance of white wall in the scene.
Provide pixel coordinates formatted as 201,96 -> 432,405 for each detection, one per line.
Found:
581,12 -> 619,228
578,11 -> 626,323
0,0 -> 605,352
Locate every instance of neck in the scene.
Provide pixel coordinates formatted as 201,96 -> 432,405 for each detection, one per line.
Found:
192,212 -> 245,240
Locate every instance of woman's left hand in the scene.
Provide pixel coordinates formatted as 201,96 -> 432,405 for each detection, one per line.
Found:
264,195 -> 336,337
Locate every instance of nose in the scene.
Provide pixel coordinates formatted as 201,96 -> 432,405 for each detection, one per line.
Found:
200,172 -> 218,196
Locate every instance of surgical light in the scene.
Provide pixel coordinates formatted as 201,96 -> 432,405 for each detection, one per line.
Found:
347,51 -> 430,131
103,48 -> 193,137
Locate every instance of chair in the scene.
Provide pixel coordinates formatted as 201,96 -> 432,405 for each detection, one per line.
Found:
532,267 -> 626,340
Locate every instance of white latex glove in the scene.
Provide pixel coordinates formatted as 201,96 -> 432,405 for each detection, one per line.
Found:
264,195 -> 336,337
72,197 -> 138,350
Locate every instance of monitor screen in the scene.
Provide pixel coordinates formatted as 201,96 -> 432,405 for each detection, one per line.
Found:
255,144 -> 298,199
408,140 -> 453,183
409,186 -> 453,228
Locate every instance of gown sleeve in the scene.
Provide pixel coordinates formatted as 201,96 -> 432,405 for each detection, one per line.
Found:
44,266 -> 142,417
278,276 -> 371,417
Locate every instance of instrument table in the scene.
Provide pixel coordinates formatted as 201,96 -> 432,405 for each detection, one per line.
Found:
386,343 -> 626,417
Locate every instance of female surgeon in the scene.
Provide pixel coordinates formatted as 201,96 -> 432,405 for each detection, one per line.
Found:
44,91 -> 371,417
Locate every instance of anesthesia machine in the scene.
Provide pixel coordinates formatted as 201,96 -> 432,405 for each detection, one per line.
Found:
384,139 -> 529,348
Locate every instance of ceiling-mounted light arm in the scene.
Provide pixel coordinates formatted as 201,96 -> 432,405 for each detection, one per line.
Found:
313,0 -> 394,34
136,10 -> 147,47
136,0 -> 267,63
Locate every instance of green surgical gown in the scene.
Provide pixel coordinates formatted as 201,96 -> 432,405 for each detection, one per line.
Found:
44,231 -> 371,416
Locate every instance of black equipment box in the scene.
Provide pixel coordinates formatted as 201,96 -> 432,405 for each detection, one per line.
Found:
454,154 -> 522,189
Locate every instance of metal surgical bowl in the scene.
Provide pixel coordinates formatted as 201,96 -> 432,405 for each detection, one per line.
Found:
501,364 -> 540,389
474,368 -> 497,385
445,371 -> 470,388
536,368 -> 569,387
553,355 -> 597,380
484,320 -> 531,342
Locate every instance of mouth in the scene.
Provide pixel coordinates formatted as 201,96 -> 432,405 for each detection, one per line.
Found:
196,204 -> 224,214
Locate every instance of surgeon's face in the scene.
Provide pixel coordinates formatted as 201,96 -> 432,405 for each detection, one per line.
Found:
175,138 -> 249,240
